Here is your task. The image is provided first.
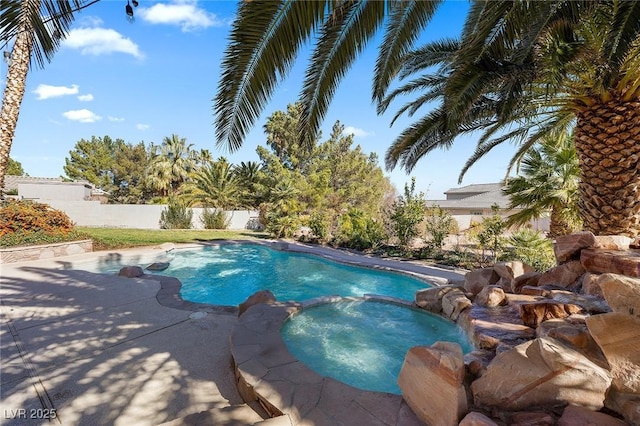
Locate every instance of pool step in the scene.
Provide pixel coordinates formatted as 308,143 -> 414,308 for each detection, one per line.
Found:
159,404 -> 264,426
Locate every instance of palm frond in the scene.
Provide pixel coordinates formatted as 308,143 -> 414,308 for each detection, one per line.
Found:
601,1 -> 640,77
214,0 -> 328,152
372,0 -> 441,104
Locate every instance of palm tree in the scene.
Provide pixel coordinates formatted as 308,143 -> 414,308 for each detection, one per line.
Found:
235,160 -> 262,208
147,134 -> 195,197
182,157 -> 242,209
0,0 -> 123,195
503,131 -> 581,238
215,0 -> 640,237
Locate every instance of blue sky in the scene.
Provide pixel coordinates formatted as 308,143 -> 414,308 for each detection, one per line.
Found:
5,0 -> 518,199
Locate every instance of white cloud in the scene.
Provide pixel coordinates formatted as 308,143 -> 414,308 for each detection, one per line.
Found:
63,27 -> 143,58
136,123 -> 150,130
33,84 -> 79,100
344,126 -> 374,138
138,0 -> 225,31
77,94 -> 94,102
108,116 -> 125,122
62,109 -> 102,123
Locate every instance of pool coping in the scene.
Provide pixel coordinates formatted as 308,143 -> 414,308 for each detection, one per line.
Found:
230,295 -> 426,425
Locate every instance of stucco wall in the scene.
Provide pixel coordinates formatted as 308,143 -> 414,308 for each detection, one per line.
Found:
44,200 -> 260,230
19,183 -> 90,201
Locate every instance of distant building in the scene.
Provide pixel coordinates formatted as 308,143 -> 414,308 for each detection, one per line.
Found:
428,183 -> 549,232
3,175 -> 109,204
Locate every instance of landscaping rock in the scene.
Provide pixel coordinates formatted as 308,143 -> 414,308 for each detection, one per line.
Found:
464,350 -> 494,379
537,260 -> 585,289
554,231 -> 596,263
146,262 -> 170,271
238,290 -> 277,316
605,390 -> 640,426
586,312 -> 640,394
471,337 -> 612,411
397,343 -> 467,426
581,272 -> 604,297
550,291 -> 611,314
457,305 -> 535,350
494,261 -> 535,281
594,235 -> 633,251
511,272 -> 541,294
598,273 -> 640,317
518,301 -> 583,328
458,411 -> 498,426
558,405 -> 627,426
581,248 -> 640,278
508,411 -> 556,426
415,285 -> 464,314
442,289 -> 472,321
464,268 -> 500,296
475,286 -> 506,308
520,286 -> 549,297
118,265 -> 144,278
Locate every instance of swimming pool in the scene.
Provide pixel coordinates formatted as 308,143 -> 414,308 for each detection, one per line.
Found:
87,243 -> 433,306
281,299 -> 473,394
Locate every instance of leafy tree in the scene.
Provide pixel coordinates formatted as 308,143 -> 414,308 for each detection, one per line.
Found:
335,208 -> 386,251
424,205 -> 455,250
263,102 -> 316,170
64,135 -> 118,190
388,177 -> 425,248
6,157 -> 24,176
468,205 -> 507,265
111,141 -> 154,204
235,160 -> 263,208
504,131 -> 581,238
147,134 -> 196,197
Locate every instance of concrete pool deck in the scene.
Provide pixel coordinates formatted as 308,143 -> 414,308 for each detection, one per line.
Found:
1,241 -> 466,425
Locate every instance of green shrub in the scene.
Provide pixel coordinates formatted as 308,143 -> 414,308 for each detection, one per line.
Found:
309,211 -> 330,242
336,209 -> 386,251
159,198 -> 193,229
201,208 -> 230,229
424,205 -> 456,249
507,228 -> 555,272
0,229 -> 89,248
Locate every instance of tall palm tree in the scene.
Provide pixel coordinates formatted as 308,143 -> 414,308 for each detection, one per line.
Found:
147,134 -> 195,197
0,0 -> 104,194
503,131 -> 581,238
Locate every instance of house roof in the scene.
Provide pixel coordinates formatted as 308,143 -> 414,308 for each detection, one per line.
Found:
3,175 -> 97,191
429,182 -> 510,210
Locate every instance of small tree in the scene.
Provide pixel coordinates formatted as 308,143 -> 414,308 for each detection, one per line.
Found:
424,205 -> 456,250
507,228 -> 555,272
201,208 -> 230,229
159,198 -> 193,229
468,204 -> 506,265
336,208 -> 386,251
388,177 -> 425,249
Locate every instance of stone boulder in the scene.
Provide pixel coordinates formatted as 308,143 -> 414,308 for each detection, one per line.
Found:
457,305 -> 535,351
238,290 -> 277,316
415,285 -> 464,314
511,272 -> 541,294
550,291 -> 611,315
442,289 -> 472,321
507,411 -> 556,425
537,260 -> 585,289
475,286 -> 506,308
518,301 -> 583,328
581,272 -> 604,297
594,235 -> 632,251
118,265 -> 144,278
558,405 -> 627,426
598,273 -> 640,317
554,231 -> 596,264
494,261 -> 535,281
581,248 -> 640,278
398,343 -> 467,426
464,268 -> 500,296
146,262 -> 170,271
471,337 -> 612,411
586,313 -> 640,395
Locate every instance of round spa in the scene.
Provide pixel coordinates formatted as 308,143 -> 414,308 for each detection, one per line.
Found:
281,298 -> 473,395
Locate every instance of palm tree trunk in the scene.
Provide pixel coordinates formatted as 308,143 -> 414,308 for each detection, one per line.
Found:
0,0 -> 37,196
575,99 -> 640,237
548,204 -> 574,238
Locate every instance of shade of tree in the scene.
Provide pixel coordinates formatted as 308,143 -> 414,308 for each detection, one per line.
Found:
504,131 -> 581,238
214,1 -> 640,237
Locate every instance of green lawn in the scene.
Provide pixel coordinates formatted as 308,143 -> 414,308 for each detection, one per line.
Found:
77,227 -> 270,251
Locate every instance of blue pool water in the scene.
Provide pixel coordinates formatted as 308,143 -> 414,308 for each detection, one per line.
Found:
93,244 -> 432,305
282,300 -> 473,395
